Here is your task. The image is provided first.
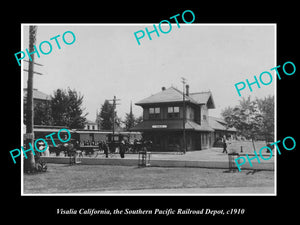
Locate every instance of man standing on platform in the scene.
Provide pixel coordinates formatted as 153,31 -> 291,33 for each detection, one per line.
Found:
222,136 -> 228,154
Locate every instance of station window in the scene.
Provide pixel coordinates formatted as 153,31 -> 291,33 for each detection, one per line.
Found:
168,106 -> 180,118
149,107 -> 160,119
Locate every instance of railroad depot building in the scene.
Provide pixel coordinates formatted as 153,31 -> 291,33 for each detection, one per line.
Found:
131,86 -> 236,151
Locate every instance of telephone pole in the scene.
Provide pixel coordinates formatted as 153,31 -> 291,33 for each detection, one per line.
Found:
108,96 -> 120,147
181,77 -> 187,154
24,26 -> 38,172
23,60 -> 43,75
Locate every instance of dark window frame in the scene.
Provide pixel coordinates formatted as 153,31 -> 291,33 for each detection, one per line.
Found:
149,107 -> 161,119
167,106 -> 180,119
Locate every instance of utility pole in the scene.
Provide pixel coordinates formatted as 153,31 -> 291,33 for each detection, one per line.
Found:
24,26 -> 38,172
108,96 -> 120,150
181,77 -> 187,154
96,109 -> 100,131
23,60 -> 44,75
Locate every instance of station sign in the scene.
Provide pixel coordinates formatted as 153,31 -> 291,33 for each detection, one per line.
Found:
152,125 -> 167,128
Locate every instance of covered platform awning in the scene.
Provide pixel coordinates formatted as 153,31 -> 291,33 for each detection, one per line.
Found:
208,116 -> 237,132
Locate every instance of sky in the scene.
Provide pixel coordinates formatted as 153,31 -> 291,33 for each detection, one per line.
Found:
22,24 -> 276,122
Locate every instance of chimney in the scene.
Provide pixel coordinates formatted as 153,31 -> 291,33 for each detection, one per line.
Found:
162,87 -> 166,91
186,84 -> 189,96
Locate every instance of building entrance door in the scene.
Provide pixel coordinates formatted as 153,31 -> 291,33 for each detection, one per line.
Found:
151,132 -> 167,151
195,132 -> 202,150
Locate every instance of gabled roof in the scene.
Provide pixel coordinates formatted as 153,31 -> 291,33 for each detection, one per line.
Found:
208,116 -> 237,132
23,88 -> 49,101
85,119 -> 97,125
136,87 -> 215,108
136,87 -> 197,105
189,92 -> 215,109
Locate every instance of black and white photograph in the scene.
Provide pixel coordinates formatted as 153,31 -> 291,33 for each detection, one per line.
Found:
4,4 -> 298,221
21,24 -> 276,195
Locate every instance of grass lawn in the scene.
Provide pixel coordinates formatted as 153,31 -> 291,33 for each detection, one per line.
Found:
23,164 -> 274,194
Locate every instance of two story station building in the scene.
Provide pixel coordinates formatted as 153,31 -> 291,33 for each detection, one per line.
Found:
131,86 -> 220,152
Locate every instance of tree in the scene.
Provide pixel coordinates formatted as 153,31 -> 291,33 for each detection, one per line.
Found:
50,88 -> 68,126
123,114 -> 144,130
222,97 -> 264,150
65,88 -> 87,129
221,106 -> 235,129
98,100 -> 115,130
34,101 -> 53,125
123,101 -> 142,131
50,88 -> 87,129
123,114 -> 143,131
122,100 -> 143,131
124,112 -> 136,131
256,95 -> 274,144
136,115 -> 143,124
97,100 -> 122,130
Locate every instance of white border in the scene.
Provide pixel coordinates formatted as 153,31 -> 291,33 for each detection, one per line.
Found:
274,24 -> 277,196
21,23 -> 277,196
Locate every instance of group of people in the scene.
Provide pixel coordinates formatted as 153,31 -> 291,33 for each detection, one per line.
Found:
98,140 -> 127,158
97,139 -> 153,158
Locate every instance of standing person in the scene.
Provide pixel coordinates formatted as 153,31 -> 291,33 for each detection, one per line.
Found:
120,140 -> 125,158
75,140 -> 80,149
133,139 -> 138,153
222,136 -> 228,154
98,141 -> 102,151
103,141 -> 109,158
38,141 -> 49,156
94,141 -> 102,158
